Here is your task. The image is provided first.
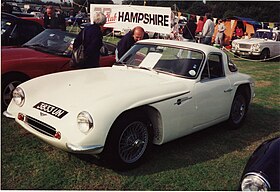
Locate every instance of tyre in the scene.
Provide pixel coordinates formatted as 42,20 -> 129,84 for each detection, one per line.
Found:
260,49 -> 270,60
228,91 -> 248,129
101,113 -> 152,170
2,74 -> 28,111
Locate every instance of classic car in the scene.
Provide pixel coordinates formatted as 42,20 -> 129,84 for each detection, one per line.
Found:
231,29 -> 280,60
1,29 -> 116,110
1,12 -> 44,46
4,39 -> 255,170
65,13 -> 88,26
239,137 -> 279,191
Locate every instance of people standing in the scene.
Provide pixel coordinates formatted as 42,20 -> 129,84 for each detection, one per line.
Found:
72,11 -> 106,69
235,25 -> 244,38
116,26 -> 149,61
177,15 -> 197,58
201,13 -> 215,45
43,5 -> 66,31
215,19 -> 226,47
182,15 -> 197,42
196,16 -> 205,35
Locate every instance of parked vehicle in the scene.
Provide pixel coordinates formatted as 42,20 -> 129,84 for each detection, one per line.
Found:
2,3 -> 35,17
4,39 -> 254,170
1,29 -> 116,111
239,137 -> 279,191
65,13 -> 88,26
1,12 -> 44,46
231,29 -> 280,60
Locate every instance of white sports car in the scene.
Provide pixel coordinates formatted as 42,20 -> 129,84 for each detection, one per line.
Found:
4,39 -> 255,170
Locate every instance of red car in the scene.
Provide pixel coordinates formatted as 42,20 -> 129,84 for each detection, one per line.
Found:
1,29 -> 116,110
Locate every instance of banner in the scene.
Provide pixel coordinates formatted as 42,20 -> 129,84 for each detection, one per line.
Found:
90,4 -> 172,34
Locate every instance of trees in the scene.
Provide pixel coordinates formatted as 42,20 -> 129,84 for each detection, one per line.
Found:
121,1 -> 279,22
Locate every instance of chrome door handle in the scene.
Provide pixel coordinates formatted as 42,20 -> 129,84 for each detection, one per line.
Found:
224,88 -> 233,92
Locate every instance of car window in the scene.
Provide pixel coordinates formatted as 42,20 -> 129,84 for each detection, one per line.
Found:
12,6 -> 22,12
201,53 -> 225,80
120,44 -> 204,79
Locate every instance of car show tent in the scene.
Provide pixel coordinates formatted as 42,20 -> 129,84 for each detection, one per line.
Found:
212,16 -> 262,46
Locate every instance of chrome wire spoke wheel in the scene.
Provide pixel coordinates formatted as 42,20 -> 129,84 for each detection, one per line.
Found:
231,94 -> 246,124
118,121 -> 149,164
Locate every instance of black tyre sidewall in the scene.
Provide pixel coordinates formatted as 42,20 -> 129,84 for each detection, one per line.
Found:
228,91 -> 248,129
102,113 -> 151,170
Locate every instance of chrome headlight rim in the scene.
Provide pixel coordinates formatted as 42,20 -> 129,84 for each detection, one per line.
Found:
241,172 -> 271,191
77,111 -> 94,134
252,43 -> 260,51
12,87 -> 25,107
232,41 -> 237,48
253,43 -> 260,48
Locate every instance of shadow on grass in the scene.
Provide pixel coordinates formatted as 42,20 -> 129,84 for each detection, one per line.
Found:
70,102 -> 279,175
133,103 -> 279,175
2,102 -> 279,181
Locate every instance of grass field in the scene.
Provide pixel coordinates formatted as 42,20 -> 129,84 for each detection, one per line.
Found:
1,46 -> 279,190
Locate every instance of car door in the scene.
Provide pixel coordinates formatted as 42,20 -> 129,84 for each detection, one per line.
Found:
271,32 -> 280,57
193,53 -> 232,128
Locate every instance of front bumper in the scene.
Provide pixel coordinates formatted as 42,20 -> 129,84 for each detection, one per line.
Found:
66,143 -> 104,154
3,110 -> 15,119
231,49 -> 261,56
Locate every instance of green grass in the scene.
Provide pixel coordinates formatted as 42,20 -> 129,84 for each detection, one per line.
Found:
1,50 -> 279,190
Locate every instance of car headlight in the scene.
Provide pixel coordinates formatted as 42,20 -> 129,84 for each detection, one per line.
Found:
77,111 -> 94,134
252,44 -> 260,51
241,172 -> 270,191
12,87 -> 25,106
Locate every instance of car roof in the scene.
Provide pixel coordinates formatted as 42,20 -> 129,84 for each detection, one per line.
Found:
137,39 -> 223,54
1,12 -> 19,20
257,29 -> 280,33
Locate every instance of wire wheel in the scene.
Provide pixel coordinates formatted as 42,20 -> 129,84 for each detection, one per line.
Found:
118,121 -> 149,164
231,94 -> 246,125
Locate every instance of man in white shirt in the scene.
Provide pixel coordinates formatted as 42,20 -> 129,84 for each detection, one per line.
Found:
202,13 -> 215,45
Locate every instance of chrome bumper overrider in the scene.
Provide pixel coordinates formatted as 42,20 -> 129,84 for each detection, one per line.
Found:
66,143 -> 103,153
3,111 -> 15,119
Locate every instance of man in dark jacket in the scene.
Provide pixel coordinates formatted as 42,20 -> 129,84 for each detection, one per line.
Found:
182,15 -> 197,42
73,12 -> 106,69
116,26 -> 149,61
44,6 -> 66,31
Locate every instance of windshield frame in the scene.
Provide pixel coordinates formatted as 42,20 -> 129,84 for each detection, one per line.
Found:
118,43 -> 206,79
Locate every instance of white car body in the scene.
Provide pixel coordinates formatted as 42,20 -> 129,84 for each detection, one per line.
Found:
4,39 -> 255,169
231,29 -> 280,59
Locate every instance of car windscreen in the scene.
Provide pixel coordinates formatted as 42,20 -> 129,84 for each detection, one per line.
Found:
23,29 -> 77,56
118,43 -> 205,79
255,31 -> 274,39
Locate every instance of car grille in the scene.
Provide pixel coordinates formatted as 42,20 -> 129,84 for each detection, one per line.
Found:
239,44 -> 252,49
26,115 -> 56,137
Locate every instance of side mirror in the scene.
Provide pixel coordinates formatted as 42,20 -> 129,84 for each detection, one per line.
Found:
229,63 -> 238,72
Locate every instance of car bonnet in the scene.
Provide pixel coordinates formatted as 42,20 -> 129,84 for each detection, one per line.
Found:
14,66 -> 191,112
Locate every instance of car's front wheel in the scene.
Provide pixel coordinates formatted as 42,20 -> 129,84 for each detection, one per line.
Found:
102,113 -> 152,170
228,91 -> 248,129
260,49 -> 270,60
2,74 -> 28,112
